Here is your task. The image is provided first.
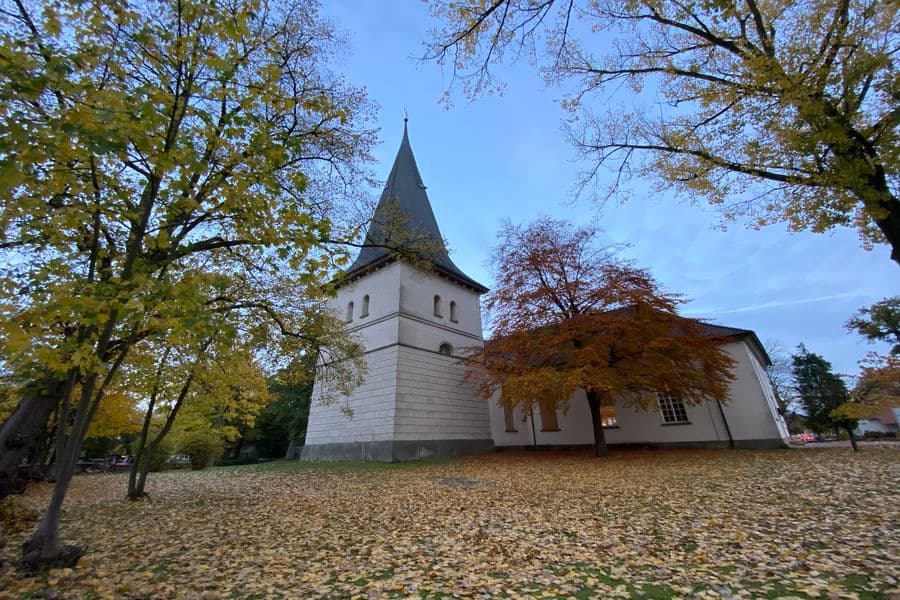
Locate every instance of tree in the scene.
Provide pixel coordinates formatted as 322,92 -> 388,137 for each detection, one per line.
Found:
765,340 -> 795,414
846,297 -> 900,355
0,0 -> 372,569
176,428 -> 224,470
849,353 -> 899,407
464,217 -> 735,457
124,271 -> 362,498
790,345 -> 858,449
125,334 -> 215,501
249,356 -> 316,459
426,0 -> 900,265
84,387 -> 142,441
831,354 -> 899,443
169,346 -> 273,462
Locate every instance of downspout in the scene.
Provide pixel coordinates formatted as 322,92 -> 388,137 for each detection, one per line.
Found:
529,406 -> 537,448
715,399 -> 735,449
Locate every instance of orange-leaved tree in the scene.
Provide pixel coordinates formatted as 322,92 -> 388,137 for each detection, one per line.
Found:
465,218 -> 735,457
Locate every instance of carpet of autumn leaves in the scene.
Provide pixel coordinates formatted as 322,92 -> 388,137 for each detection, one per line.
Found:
1,448 -> 898,599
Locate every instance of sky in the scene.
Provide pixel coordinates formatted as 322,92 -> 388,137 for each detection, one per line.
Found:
320,1 -> 897,377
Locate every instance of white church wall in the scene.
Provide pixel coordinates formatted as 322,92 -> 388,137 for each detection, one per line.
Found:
397,263 -> 483,338
718,342 -> 790,445
336,262 -> 403,350
303,265 -> 404,452
394,346 -> 492,441
304,262 -> 494,459
599,393 -> 729,446
488,339 -> 788,449
304,345 -> 399,445
391,266 -> 491,442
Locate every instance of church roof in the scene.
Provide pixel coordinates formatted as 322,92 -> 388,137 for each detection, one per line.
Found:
342,122 -> 488,294
698,323 -> 771,366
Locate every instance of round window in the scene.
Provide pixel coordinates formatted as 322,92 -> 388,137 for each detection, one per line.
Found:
438,342 -> 453,356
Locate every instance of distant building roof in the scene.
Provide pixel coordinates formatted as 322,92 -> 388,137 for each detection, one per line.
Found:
341,122 -> 488,293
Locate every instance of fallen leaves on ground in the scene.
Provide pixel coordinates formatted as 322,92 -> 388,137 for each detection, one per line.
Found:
1,448 -> 898,599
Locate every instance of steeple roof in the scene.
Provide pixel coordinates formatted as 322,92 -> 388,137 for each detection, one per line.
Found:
343,122 -> 488,293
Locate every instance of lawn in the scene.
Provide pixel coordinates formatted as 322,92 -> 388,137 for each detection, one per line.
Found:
1,448 -> 898,599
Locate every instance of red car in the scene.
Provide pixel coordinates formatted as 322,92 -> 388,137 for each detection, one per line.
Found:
106,454 -> 134,471
791,432 -> 824,444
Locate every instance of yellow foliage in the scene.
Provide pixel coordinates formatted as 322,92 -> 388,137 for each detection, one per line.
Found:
426,0 -> 900,259
86,388 -> 143,439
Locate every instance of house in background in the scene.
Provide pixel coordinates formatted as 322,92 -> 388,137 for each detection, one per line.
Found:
300,124 -> 790,461
855,407 -> 900,437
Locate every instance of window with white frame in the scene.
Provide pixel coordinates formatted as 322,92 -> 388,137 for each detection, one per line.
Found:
433,294 -> 443,317
361,294 -> 370,317
346,301 -> 354,323
449,300 -> 458,323
657,391 -> 689,424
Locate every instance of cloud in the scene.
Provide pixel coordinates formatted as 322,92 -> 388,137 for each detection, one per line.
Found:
686,291 -> 868,316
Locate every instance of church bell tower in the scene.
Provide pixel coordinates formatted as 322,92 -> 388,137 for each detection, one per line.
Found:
301,123 -> 494,461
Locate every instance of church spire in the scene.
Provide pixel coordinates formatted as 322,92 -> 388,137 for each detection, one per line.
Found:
344,122 -> 487,293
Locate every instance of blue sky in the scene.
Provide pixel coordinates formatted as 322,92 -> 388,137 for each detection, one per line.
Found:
321,1 -> 897,377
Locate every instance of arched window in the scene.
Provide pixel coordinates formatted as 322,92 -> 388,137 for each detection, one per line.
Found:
433,294 -> 442,317
346,301 -> 354,323
540,404 -> 560,432
504,406 -> 517,432
449,301 -> 458,323
438,342 -> 453,356
361,295 -> 370,318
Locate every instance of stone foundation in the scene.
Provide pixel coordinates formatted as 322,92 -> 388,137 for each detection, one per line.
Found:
299,438 -> 495,462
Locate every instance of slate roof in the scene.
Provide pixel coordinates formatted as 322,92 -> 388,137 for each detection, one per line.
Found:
609,307 -> 770,364
698,323 -> 771,366
342,123 -> 488,293
488,310 -> 771,366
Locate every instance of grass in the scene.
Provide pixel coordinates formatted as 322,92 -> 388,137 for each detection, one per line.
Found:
1,447 -> 897,599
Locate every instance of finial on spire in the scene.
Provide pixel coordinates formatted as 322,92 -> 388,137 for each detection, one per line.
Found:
403,107 -> 408,125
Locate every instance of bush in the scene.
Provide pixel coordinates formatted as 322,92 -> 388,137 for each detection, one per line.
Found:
147,436 -> 174,472
862,430 -> 897,440
178,430 -> 224,470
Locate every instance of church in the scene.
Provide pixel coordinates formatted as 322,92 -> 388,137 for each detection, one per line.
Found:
300,124 -> 790,461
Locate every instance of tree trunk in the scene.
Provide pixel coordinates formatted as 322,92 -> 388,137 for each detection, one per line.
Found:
135,447 -> 153,497
47,383 -> 72,483
22,346 -> 128,571
846,426 -> 859,452
129,344 -> 204,500
20,375 -> 97,572
0,374 -> 67,499
863,169 -> 900,267
127,394 -> 157,500
586,390 -> 608,458
128,440 -> 155,500
232,435 -> 244,459
20,428 -> 85,571
285,439 -> 298,459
